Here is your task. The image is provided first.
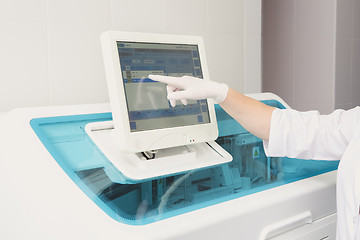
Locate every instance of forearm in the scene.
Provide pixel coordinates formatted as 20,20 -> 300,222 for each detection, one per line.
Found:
148,75 -> 275,140
219,88 -> 275,141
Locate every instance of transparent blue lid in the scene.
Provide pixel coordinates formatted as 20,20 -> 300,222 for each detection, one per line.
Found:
30,100 -> 339,225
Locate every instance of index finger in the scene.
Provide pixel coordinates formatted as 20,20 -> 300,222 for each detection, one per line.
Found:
148,75 -> 184,89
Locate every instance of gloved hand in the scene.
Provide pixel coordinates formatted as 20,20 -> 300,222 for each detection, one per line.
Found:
148,75 -> 229,107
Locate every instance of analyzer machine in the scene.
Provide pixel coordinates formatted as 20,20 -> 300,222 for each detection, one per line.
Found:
0,32 -> 339,239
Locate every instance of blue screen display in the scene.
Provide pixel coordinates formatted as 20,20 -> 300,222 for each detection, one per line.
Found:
117,41 -> 210,132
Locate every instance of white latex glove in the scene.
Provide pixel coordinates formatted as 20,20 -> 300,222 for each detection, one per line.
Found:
148,75 -> 229,107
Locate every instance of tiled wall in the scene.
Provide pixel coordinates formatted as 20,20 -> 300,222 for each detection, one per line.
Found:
0,0 -> 261,112
335,0 -> 360,110
263,0 -> 337,114
263,0 -> 360,114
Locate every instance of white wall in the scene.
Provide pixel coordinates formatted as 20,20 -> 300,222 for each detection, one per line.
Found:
263,0 -> 360,114
335,0 -> 360,110
263,0 -> 337,114
0,0 -> 261,112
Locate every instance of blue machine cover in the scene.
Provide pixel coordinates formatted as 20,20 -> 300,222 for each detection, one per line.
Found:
30,100 -> 338,225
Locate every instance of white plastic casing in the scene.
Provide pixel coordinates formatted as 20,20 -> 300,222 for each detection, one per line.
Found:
85,121 -> 232,181
101,31 -> 218,153
0,95 -> 337,240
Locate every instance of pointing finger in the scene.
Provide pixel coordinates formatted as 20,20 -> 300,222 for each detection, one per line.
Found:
148,75 -> 185,89
180,99 -> 188,105
169,99 -> 177,107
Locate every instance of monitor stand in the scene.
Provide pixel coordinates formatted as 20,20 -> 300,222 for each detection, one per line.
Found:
85,121 -> 233,181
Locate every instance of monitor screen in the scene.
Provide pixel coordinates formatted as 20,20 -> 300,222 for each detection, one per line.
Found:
117,41 -> 211,132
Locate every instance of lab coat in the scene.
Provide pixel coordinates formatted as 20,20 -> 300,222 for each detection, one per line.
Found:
263,107 -> 360,240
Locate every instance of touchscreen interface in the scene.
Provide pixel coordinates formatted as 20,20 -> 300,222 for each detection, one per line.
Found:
117,41 -> 210,132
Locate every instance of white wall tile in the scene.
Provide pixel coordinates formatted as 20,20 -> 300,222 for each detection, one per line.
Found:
262,0 -> 294,103
294,37 -> 335,106
204,33 -> 244,92
335,102 -> 353,110
263,0 -> 294,39
336,0 -> 353,39
0,22 -> 49,112
262,34 -> 294,105
0,0 -> 257,110
244,0 -> 261,35
263,0 -> 358,113
351,40 -> 360,103
207,0 -> 244,34
244,35 -> 261,93
352,0 -> 360,39
335,39 -> 352,105
47,24 -> 109,105
0,0 -> 46,23
47,0 -> 111,27
263,0 -> 339,113
165,0 -> 207,34
292,102 -> 335,114
350,102 -> 360,108
295,0 -> 336,38
111,0 -> 164,33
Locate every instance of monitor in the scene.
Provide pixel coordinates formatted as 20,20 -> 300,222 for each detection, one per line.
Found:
101,31 -> 218,153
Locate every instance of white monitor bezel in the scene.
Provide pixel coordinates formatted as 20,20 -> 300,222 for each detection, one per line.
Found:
101,31 -> 218,153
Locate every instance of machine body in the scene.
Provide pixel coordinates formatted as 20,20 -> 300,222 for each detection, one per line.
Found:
0,93 -> 338,239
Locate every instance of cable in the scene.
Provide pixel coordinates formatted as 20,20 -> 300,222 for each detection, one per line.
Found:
141,150 -> 158,160
157,171 -> 193,217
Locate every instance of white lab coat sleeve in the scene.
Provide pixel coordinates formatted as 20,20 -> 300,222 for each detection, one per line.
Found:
263,107 -> 360,160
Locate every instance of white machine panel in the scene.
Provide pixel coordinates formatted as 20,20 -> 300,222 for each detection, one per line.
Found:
0,94 -> 338,239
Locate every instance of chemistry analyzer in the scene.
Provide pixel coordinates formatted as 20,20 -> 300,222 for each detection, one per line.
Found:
0,96 -> 338,239
0,31 -> 339,239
